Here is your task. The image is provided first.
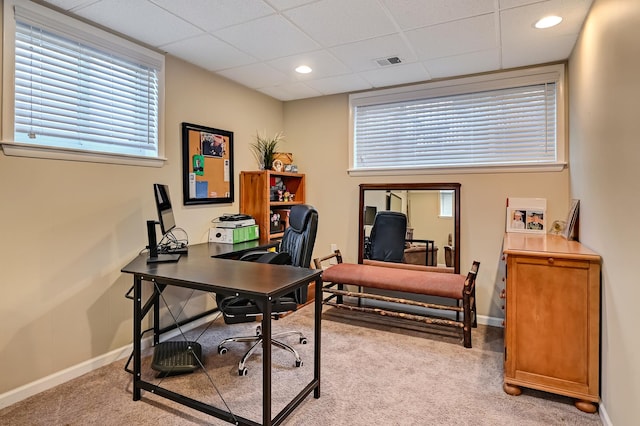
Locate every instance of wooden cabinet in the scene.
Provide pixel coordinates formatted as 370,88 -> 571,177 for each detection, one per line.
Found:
239,171 -> 306,241
502,233 -> 601,413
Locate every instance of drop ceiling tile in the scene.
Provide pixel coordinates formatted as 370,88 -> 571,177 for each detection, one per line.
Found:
406,14 -> 498,60
500,0 -> 593,39
162,34 -> 256,71
267,50 -> 350,80
217,62 -> 289,89
330,34 -> 418,72
214,14 -> 319,60
284,0 -> 397,47
360,62 -> 431,88
268,0 -> 319,11
499,0 -> 549,10
502,34 -> 577,68
65,0 -> 203,47
500,0 -> 592,66
424,49 -> 501,78
382,0 -> 495,30
41,0 -> 98,10
304,73 -> 373,96
150,0 -> 275,33
258,83 -> 322,101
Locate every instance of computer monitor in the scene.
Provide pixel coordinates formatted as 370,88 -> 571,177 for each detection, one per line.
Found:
154,183 -> 176,235
148,184 -> 180,263
364,206 -> 377,226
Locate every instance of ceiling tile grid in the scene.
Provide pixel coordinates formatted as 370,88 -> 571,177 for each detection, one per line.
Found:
38,0 -> 594,100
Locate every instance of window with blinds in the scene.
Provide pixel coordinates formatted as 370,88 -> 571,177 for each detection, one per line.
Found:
350,64 -> 565,173
3,1 -> 164,164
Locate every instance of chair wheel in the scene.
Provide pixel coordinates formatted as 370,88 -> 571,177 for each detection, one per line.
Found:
239,367 -> 248,376
295,360 -> 303,368
300,337 -> 308,344
218,346 -> 227,355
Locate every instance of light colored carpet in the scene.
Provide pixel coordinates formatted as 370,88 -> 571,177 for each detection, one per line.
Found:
0,304 -> 602,425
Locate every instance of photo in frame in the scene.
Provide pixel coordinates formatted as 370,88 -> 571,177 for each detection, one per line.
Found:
181,122 -> 234,205
506,197 -> 547,234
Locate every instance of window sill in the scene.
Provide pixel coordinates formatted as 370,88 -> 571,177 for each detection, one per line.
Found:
348,163 -> 567,176
1,141 -> 167,167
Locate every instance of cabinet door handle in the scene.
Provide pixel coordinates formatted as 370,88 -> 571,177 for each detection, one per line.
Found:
548,257 -> 555,264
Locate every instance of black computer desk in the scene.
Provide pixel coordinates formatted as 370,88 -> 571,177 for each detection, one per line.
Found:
121,242 -> 323,426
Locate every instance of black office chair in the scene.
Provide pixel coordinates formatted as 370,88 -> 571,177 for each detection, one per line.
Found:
216,204 -> 318,376
368,211 -> 407,262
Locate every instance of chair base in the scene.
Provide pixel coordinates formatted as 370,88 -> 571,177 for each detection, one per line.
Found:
218,326 -> 307,376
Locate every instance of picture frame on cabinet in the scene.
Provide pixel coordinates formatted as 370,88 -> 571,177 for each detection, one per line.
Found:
506,197 -> 547,234
562,199 -> 580,240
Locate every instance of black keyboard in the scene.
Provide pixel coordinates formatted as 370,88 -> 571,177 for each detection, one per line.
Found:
151,341 -> 202,374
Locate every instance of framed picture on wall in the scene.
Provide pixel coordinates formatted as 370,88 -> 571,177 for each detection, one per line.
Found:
506,197 -> 547,234
181,122 -> 234,205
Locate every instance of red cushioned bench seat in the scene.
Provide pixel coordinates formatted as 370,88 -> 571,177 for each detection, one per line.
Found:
314,250 -> 480,348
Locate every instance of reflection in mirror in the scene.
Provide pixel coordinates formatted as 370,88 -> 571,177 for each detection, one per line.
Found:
358,183 -> 461,274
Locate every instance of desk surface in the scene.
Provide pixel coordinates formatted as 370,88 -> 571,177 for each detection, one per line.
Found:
121,242 -> 321,299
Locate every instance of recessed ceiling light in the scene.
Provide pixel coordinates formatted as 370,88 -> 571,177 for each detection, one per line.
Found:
534,15 -> 563,29
295,65 -> 312,74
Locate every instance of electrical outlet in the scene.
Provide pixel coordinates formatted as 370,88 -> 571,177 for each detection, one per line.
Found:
330,243 -> 338,264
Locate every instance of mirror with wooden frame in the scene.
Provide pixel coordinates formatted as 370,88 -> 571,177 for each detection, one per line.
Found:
358,183 -> 461,274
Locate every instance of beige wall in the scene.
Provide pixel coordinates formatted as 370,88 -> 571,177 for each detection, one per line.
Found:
8,3 -> 635,422
569,0 -> 640,423
0,53 -> 283,393
284,95 -> 570,322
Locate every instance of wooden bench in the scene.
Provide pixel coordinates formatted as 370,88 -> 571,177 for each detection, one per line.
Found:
314,251 -> 480,348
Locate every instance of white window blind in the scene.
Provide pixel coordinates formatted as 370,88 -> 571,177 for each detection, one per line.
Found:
350,65 -> 565,173
11,4 -> 162,159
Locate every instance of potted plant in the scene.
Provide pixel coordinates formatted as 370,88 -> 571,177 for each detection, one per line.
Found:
250,131 -> 284,170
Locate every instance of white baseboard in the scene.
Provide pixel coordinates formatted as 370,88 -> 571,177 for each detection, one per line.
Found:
0,312 -> 220,410
477,314 -> 504,328
599,402 -> 612,426
0,344 -> 133,410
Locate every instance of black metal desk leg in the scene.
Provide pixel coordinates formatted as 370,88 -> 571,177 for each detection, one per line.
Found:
261,298 -> 273,425
314,277 -> 322,398
133,276 -> 142,401
152,283 -> 161,345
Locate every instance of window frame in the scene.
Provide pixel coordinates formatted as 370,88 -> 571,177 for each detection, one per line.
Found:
348,64 -> 566,176
1,0 -> 166,167
439,190 -> 454,218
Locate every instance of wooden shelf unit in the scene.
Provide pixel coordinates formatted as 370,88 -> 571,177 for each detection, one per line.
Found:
239,170 -> 306,241
502,233 -> 601,413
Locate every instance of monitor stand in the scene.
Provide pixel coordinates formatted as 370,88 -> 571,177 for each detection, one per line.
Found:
146,220 -> 180,263
147,253 -> 180,264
